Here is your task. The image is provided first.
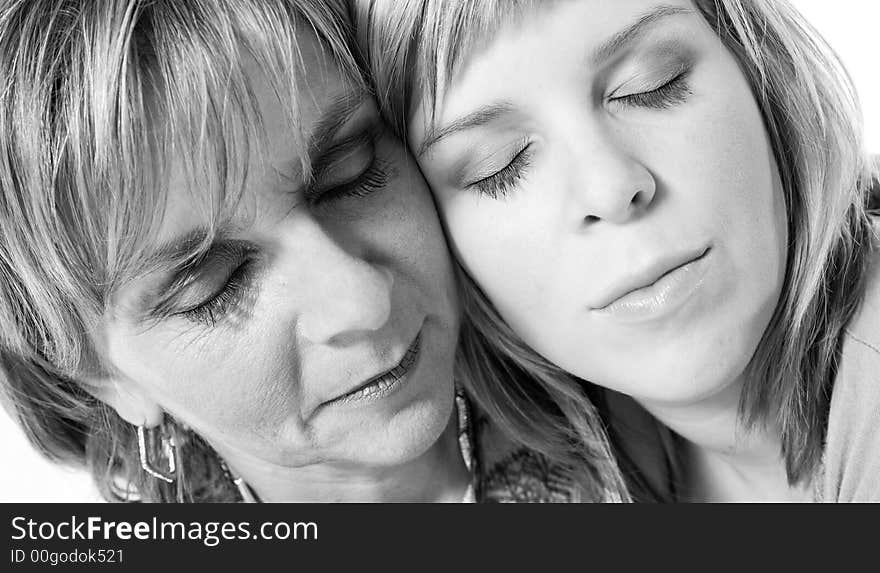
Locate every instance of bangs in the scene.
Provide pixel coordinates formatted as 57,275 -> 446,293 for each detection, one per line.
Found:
0,0 -> 361,369
418,0 -> 541,114
360,0 -> 556,136
110,0 -> 365,285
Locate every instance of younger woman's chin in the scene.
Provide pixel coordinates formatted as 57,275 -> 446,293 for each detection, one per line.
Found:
599,348 -> 757,408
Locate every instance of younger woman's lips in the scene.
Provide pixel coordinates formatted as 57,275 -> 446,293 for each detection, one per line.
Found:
591,247 -> 712,322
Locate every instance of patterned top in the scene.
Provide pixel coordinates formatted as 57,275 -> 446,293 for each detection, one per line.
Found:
456,391 -> 603,503
481,449 -> 582,503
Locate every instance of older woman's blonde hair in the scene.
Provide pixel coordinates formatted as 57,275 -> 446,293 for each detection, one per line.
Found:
355,0 -> 878,499
0,0 -> 365,502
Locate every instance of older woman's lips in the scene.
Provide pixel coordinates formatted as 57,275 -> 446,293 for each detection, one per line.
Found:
327,332 -> 423,407
592,247 -> 711,322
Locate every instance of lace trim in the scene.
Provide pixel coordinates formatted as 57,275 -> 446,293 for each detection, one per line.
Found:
481,448 -> 582,503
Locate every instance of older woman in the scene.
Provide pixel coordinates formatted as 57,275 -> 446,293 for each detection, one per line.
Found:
0,0 -> 635,502
356,0 -> 880,501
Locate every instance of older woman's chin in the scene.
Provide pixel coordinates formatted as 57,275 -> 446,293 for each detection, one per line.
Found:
325,322 -> 460,468
265,344 -> 459,470
271,385 -> 458,470
342,392 -> 458,467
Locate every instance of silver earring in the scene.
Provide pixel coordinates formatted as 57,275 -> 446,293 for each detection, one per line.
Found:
219,459 -> 259,503
137,424 -> 178,484
231,474 -> 259,503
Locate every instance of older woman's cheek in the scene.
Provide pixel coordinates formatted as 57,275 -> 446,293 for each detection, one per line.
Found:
118,322 -> 291,439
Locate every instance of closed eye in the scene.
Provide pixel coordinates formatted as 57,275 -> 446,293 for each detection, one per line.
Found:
149,241 -> 259,328
612,68 -> 692,110
306,123 -> 391,207
468,143 -> 533,200
175,259 -> 255,327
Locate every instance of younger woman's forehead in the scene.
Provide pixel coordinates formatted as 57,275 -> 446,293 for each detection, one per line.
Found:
416,0 -> 696,132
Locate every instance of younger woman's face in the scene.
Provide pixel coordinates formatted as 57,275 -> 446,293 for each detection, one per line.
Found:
409,0 -> 787,405
103,31 -> 459,474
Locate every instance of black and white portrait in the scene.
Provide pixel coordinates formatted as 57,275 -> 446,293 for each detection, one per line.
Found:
1,0 -> 878,504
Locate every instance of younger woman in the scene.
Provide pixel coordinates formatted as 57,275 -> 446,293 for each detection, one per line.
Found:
356,0 -> 880,501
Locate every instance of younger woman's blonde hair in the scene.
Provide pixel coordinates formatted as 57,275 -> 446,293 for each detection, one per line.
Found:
0,0 -> 363,502
355,0 -> 878,498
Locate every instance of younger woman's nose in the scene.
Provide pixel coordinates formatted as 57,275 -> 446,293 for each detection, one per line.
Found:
567,139 -> 657,226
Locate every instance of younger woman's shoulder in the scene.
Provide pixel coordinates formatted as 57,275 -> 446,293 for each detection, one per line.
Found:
822,220 -> 880,501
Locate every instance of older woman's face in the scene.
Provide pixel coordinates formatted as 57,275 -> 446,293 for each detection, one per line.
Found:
410,0 -> 787,405
105,32 -> 459,471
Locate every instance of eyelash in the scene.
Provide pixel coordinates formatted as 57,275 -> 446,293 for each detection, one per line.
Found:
308,126 -> 391,207
172,130 -> 393,328
310,159 -> 390,206
471,144 -> 533,200
177,260 -> 255,327
614,69 -> 692,110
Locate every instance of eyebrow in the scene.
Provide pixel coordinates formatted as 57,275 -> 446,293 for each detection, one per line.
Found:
307,89 -> 369,163
147,89 -> 367,270
417,4 -> 693,157
146,225 -> 231,271
590,4 -> 694,65
417,102 -> 515,157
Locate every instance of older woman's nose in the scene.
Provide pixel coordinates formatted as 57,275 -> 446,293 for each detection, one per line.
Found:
289,226 -> 393,346
567,138 -> 657,226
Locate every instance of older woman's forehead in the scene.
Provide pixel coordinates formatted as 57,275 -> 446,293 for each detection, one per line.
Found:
146,46 -> 371,282
149,31 -> 364,263
79,1 -> 367,295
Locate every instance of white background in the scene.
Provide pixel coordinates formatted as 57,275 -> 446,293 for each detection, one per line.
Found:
1,1 -> 878,502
